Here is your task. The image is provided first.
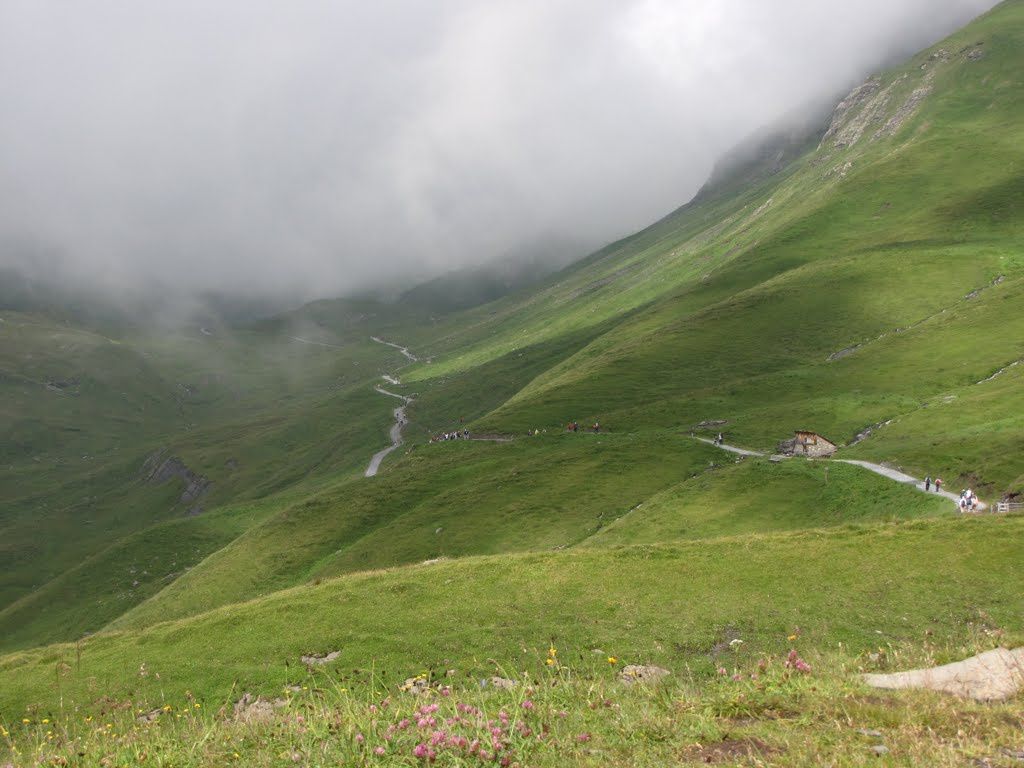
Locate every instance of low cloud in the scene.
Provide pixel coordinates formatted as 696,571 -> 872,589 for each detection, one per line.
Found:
0,0 -> 1000,306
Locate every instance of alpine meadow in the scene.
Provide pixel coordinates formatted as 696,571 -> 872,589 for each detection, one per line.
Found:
2,2 -> 1024,766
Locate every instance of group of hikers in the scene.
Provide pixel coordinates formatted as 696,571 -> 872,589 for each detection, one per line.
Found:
431,429 -> 469,443
957,487 -> 979,512
925,476 -> 982,511
565,421 -> 601,433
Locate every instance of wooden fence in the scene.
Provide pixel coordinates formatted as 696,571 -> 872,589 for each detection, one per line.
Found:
996,501 -> 1023,514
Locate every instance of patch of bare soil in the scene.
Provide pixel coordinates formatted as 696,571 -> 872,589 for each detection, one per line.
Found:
680,737 -> 780,764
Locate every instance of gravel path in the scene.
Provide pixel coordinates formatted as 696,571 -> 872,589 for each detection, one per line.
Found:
365,338 -> 418,477
695,437 -> 986,510
365,388 -> 412,477
371,336 -> 418,361
693,436 -> 767,457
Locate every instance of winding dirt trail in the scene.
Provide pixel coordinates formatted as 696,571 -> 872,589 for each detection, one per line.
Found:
365,386 -> 413,477
694,436 -> 987,510
370,336 -> 418,361
291,336 -> 346,350
365,337 -> 418,477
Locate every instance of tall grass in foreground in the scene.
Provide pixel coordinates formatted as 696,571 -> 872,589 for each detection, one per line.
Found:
3,640 -> 1022,767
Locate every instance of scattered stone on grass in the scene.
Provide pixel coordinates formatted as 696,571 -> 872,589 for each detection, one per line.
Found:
679,737 -> 778,764
232,693 -> 287,723
692,419 -> 730,429
829,344 -> 861,360
402,676 -> 431,695
136,707 -> 163,723
487,676 -> 518,690
617,664 -> 670,687
301,650 -> 341,665
870,745 -> 890,755
863,647 -> 1024,701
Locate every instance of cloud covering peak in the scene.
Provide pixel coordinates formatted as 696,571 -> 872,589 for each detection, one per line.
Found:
0,0 -> 1000,304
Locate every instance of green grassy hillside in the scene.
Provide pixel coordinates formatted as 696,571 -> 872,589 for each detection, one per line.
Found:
1,8 -> 1023,762
0,306 -> 420,640
1,516 -> 1022,718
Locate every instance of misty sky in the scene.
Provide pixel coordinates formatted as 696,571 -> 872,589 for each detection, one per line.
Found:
0,0 -> 1001,303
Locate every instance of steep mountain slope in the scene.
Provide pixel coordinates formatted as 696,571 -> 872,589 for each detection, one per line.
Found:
1,0 -> 1022,679
405,0 -> 1024,493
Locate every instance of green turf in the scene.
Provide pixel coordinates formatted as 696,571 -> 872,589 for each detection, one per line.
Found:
0,516 -> 1021,718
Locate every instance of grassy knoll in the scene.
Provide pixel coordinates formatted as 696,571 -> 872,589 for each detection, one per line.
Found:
0,515 -> 1021,720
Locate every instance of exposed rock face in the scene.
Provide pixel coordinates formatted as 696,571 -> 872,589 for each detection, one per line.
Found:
820,78 -> 882,148
141,450 -> 211,508
863,647 -> 1024,701
820,67 -> 935,151
874,71 -> 935,141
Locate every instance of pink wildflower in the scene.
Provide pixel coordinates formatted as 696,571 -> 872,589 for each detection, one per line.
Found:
576,732 -> 592,743
374,746 -> 386,755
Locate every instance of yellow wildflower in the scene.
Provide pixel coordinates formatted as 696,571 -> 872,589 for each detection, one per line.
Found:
608,657 -> 617,664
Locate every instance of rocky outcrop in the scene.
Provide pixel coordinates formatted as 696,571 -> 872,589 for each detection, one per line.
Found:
863,647 -> 1024,701
820,67 -> 935,151
873,70 -> 935,141
141,450 -> 211,509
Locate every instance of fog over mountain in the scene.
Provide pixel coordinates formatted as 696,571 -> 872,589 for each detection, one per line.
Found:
0,0 -> 1000,308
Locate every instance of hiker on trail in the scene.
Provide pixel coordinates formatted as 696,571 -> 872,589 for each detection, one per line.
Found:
715,432 -> 723,446
935,477 -> 943,492
925,476 -> 931,491
592,423 -> 601,433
